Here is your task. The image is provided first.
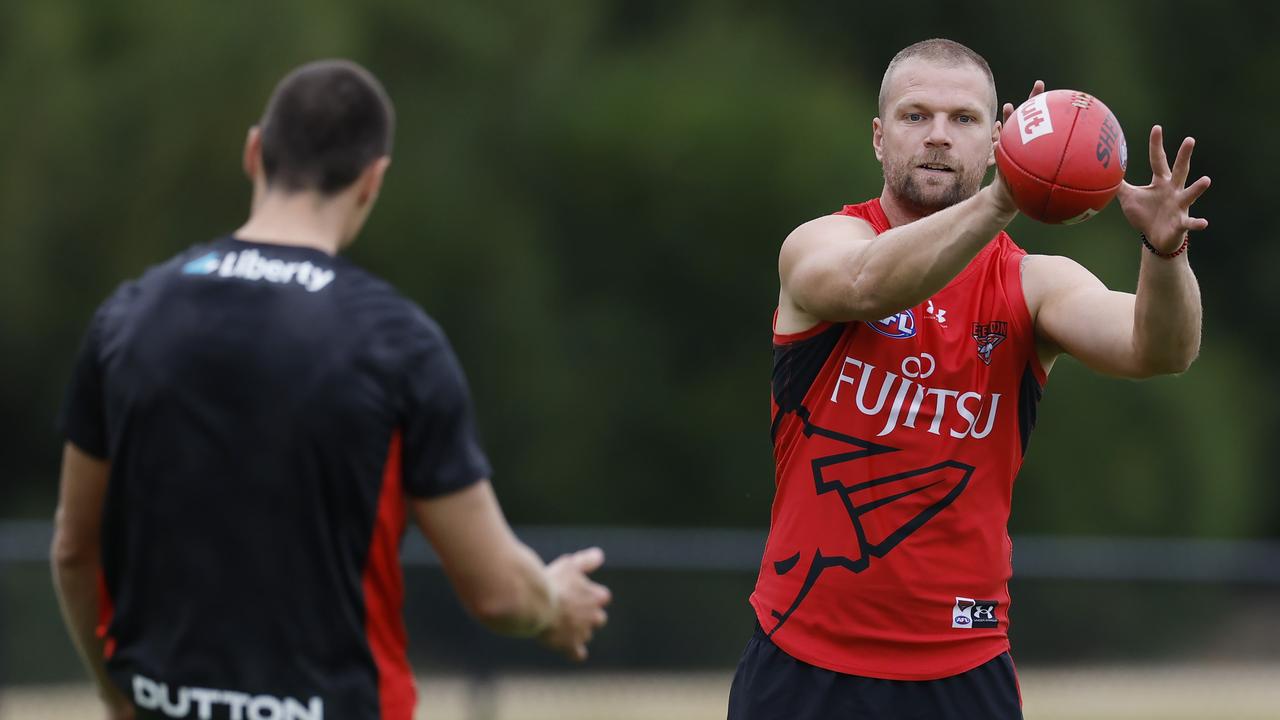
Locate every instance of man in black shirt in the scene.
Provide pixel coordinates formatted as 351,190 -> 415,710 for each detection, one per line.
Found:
52,59 -> 611,720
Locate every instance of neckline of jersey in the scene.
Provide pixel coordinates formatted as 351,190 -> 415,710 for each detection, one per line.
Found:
223,235 -> 341,259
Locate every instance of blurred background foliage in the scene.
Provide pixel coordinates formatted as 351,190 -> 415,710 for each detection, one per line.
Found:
2,0 -> 1276,542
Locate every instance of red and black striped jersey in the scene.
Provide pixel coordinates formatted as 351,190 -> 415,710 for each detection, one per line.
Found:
750,199 -> 1046,680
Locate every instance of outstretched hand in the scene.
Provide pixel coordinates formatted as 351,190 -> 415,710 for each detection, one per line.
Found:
540,547 -> 612,661
1116,125 -> 1211,253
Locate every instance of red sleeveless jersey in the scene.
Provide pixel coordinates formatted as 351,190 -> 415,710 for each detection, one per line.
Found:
750,198 -> 1047,680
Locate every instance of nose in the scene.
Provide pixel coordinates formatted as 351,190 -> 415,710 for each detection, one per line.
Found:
924,116 -> 951,149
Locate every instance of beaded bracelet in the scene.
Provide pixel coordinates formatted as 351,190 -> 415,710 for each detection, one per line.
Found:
1141,232 -> 1189,259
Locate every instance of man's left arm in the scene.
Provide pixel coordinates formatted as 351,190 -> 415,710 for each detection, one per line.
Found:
51,442 -> 134,720
1024,125 -> 1211,378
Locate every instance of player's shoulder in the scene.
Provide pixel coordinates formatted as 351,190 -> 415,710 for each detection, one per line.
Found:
331,261 -> 452,352
789,213 -> 876,240
784,199 -> 882,251
783,213 -> 876,255
779,214 -> 877,285
109,237 -> 232,293
997,230 -> 1029,255
1020,251 -> 1089,276
336,263 -> 431,322
1019,252 -> 1099,306
988,230 -> 1038,274
90,242 -> 210,322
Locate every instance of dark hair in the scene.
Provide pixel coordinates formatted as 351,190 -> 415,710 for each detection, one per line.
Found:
258,59 -> 395,195
878,39 -> 998,124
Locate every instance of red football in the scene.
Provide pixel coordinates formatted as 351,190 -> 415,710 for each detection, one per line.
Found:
995,89 -> 1127,224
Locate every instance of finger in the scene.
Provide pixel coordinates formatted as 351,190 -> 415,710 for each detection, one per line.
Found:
590,581 -> 613,605
1002,101 -> 1015,125
572,547 -> 605,573
573,644 -> 588,661
594,608 -> 609,626
1149,125 -> 1170,178
1179,175 -> 1211,206
1186,216 -> 1209,232
1171,137 -> 1195,187
1028,80 -> 1045,99
1115,180 -> 1138,199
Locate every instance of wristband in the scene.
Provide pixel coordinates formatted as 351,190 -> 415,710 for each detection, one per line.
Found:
1141,232 -> 1189,259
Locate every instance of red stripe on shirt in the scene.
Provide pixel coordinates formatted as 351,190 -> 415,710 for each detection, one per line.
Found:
363,429 -> 416,719
96,569 -> 116,659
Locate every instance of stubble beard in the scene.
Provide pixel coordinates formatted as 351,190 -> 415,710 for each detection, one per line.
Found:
883,153 -> 986,216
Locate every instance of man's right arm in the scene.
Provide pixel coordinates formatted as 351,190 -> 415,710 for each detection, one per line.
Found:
51,442 -> 135,720
410,481 -> 611,661
778,182 -> 1018,333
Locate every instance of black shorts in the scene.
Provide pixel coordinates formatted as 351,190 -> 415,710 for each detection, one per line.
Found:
727,624 -> 1023,720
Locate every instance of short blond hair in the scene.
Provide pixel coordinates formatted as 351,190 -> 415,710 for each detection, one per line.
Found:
878,39 -> 998,123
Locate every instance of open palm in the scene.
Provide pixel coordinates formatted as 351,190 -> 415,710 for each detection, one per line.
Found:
1116,125 -> 1211,253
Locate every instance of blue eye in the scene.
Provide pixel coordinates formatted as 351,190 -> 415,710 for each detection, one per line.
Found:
906,112 -> 924,122
957,115 -> 974,124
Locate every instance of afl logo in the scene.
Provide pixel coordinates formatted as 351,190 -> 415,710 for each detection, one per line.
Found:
868,310 -> 916,339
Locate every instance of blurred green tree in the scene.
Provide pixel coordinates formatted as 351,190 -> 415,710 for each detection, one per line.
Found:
1,0 -> 1274,539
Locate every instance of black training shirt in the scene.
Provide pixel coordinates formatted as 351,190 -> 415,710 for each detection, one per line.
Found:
59,236 -> 491,720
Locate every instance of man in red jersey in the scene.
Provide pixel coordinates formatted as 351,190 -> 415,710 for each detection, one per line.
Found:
728,39 -> 1209,719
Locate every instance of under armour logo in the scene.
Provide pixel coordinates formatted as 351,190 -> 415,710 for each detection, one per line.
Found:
926,300 -> 947,326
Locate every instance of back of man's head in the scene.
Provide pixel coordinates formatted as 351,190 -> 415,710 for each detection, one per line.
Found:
259,60 -> 395,196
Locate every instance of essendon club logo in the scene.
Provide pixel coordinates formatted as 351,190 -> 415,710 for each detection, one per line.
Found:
972,321 -> 1008,365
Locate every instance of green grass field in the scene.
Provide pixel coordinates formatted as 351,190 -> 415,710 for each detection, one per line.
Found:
3,665 -> 1278,719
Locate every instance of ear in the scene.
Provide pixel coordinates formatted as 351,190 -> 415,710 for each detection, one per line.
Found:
872,117 -> 884,163
987,120 -> 1001,168
243,127 -> 262,181
355,156 -> 392,207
